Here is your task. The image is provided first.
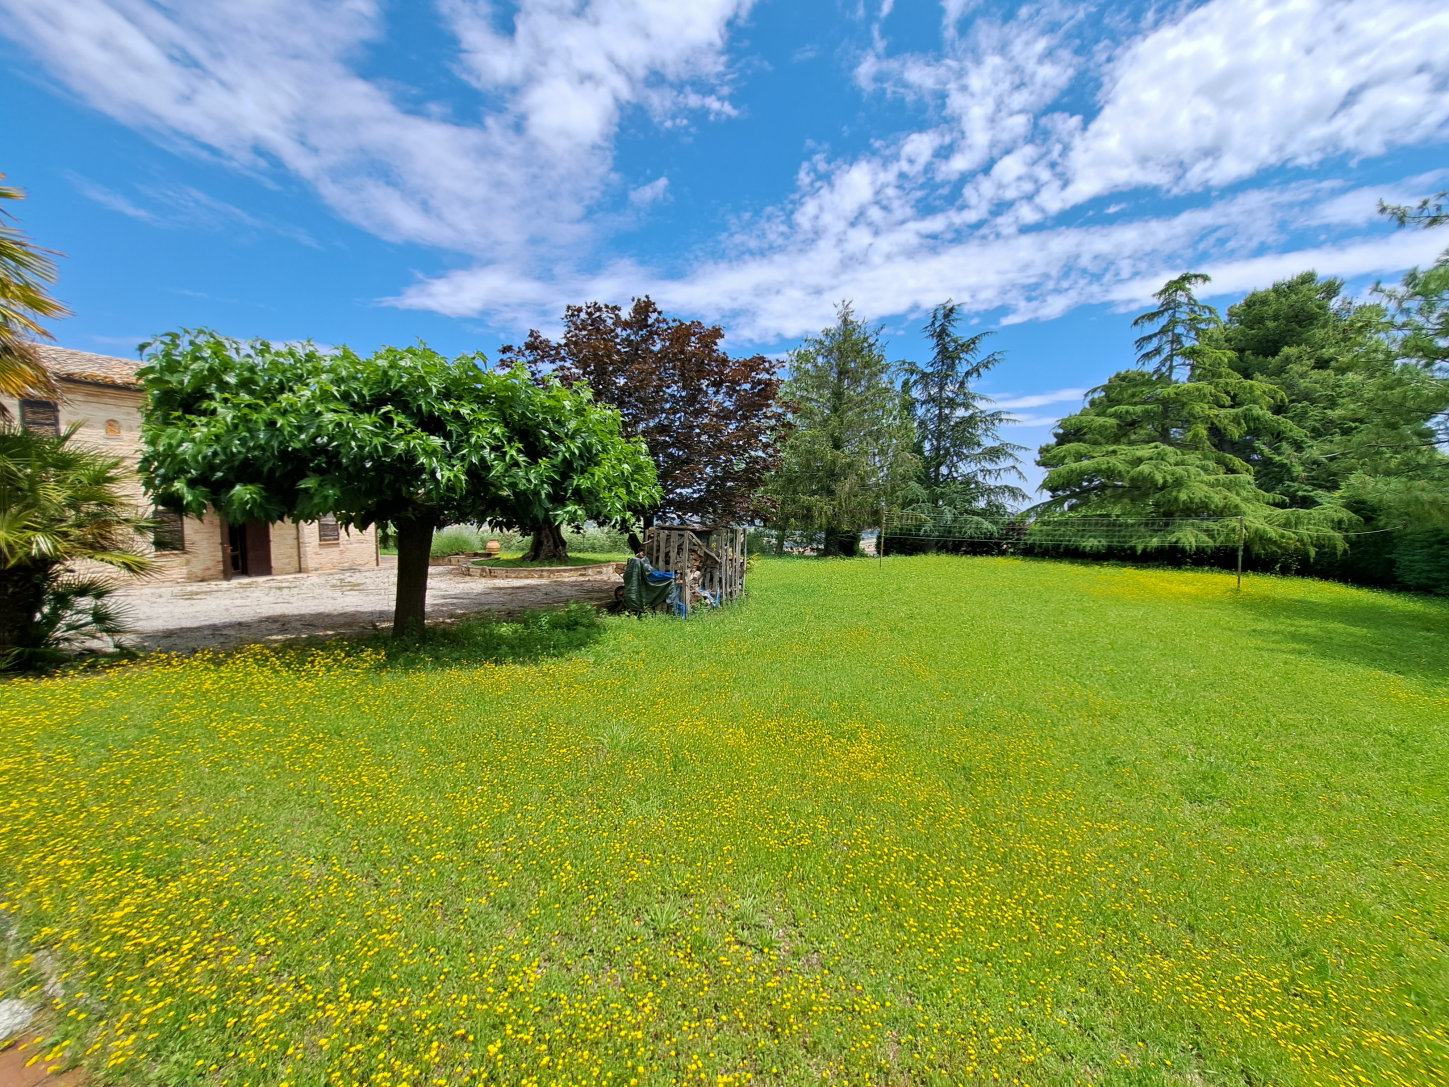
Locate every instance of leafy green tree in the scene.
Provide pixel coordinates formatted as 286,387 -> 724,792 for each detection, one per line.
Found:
1214,272 -> 1449,534
0,173 -> 64,403
139,330 -> 658,635
500,296 -> 787,556
768,304 -> 917,556
1131,272 -> 1220,379
1037,346 -> 1347,557
901,302 -> 1026,525
0,424 -> 153,666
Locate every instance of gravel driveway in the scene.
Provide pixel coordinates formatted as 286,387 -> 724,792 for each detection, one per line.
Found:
107,563 -> 620,654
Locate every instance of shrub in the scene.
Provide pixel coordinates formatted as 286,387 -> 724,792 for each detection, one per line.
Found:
0,424 -> 152,668
560,524 -> 630,554
428,522 -> 628,561
429,524 -> 484,558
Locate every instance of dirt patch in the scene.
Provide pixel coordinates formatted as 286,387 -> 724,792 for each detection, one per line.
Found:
105,565 -> 620,654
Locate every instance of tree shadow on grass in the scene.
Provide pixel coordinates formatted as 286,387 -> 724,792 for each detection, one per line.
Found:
357,602 -> 608,671
44,602 -> 610,676
1236,589 -> 1449,689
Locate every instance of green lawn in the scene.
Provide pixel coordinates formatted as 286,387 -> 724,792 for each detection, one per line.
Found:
2,557 -> 1446,1086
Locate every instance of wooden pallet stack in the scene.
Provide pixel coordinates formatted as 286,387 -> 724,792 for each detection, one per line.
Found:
644,524 -> 747,612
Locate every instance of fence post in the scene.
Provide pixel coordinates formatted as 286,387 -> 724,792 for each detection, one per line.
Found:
1236,515 -> 1245,592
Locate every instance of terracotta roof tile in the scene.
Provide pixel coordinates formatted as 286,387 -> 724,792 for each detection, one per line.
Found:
32,345 -> 144,388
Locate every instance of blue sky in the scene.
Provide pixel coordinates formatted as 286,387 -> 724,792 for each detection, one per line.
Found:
3,0 -> 1448,492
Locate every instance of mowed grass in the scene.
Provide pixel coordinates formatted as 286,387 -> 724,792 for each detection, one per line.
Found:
2,557 -> 1447,1087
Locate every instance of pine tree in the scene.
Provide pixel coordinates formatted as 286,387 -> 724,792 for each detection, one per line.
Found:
1379,190 -> 1449,230
1131,272 -> 1220,380
1037,344 -> 1349,559
768,303 -> 917,557
902,302 -> 1027,517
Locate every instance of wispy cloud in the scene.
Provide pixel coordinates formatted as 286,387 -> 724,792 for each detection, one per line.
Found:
6,0 -> 1449,342
392,0 -> 1449,337
993,388 -> 1090,411
1003,412 -> 1071,429
629,177 -> 671,208
394,176 -> 1448,340
66,172 -> 318,246
2,0 -> 752,263
85,333 -> 150,349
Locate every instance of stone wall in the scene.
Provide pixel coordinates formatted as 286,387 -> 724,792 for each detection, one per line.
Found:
3,379 -> 378,583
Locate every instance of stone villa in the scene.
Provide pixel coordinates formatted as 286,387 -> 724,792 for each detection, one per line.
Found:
3,346 -> 379,583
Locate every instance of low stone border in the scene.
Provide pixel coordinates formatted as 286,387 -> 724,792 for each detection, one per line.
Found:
460,561 -> 626,580
431,552 -> 488,566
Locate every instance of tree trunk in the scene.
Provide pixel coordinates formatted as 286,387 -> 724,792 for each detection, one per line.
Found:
0,563 -> 52,658
392,514 -> 434,637
774,527 -> 785,556
524,521 -> 569,563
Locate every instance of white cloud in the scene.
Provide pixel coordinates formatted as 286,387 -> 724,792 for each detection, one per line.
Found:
629,177 -> 671,208
993,388 -> 1091,410
996,387 -> 1092,431
444,0 -> 749,150
64,172 -> 160,223
5,0 -> 1448,343
1003,412 -> 1072,429
1302,170 -> 1449,227
1107,230 -> 1449,305
1,0 -> 751,261
1059,0 -> 1449,208
393,0 -> 1449,338
397,174 -> 1438,340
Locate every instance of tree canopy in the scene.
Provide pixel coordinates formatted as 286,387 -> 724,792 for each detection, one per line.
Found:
1037,264 -> 1449,583
767,304 -> 917,556
1131,272 -> 1220,379
1036,352 -> 1348,557
901,301 -> 1026,528
0,173 -> 64,403
139,330 -> 659,634
501,297 -> 786,552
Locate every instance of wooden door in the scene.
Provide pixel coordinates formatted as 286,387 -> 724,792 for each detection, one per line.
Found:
244,521 -> 273,576
223,520 -> 245,579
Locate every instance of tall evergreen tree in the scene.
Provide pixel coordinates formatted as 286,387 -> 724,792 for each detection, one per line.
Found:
1036,354 -> 1342,556
1131,272 -> 1220,379
902,302 -> 1026,517
1039,274 -> 1352,560
1212,272 -> 1448,525
768,304 -> 917,557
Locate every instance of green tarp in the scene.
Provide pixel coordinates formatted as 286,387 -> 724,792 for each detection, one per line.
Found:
621,556 -> 674,612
